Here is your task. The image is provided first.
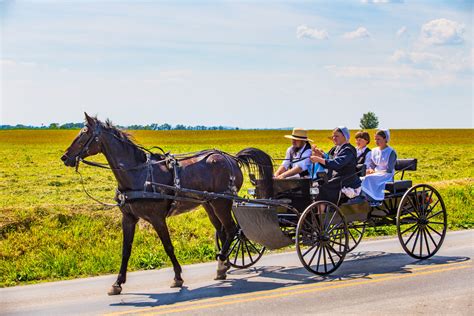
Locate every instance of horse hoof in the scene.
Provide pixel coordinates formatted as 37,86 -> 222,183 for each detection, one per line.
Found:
107,285 -> 122,295
170,279 -> 183,288
214,274 -> 227,281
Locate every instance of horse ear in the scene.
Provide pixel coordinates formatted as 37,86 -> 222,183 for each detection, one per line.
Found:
84,112 -> 95,127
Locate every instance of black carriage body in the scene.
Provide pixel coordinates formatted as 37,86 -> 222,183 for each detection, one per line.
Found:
229,158 -> 447,275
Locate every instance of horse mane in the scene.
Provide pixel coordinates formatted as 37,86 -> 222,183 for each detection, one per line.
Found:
90,116 -> 166,161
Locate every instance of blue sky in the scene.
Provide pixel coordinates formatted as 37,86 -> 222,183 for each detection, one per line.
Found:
1,0 -> 472,128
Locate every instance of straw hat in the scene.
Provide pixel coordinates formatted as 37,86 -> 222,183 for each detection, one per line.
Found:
284,128 -> 313,142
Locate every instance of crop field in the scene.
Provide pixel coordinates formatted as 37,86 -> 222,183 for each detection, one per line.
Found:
0,128 -> 473,287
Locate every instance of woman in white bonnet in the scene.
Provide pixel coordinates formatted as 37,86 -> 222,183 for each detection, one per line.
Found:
362,129 -> 397,206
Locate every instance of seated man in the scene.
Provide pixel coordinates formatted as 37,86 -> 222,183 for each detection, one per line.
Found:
310,126 -> 361,205
274,128 -> 312,179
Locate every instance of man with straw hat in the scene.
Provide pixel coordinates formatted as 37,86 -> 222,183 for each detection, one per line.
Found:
274,128 -> 313,179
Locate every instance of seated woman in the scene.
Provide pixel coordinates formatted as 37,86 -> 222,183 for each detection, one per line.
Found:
362,129 -> 397,206
310,126 -> 361,205
274,128 -> 312,179
355,131 -> 371,165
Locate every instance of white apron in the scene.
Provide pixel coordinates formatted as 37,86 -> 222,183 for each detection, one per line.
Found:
362,147 -> 394,201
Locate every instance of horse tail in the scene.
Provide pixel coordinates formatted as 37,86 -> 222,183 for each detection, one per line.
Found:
236,147 -> 274,198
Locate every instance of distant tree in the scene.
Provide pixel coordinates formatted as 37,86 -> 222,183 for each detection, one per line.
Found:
359,112 -> 379,129
49,123 -> 60,129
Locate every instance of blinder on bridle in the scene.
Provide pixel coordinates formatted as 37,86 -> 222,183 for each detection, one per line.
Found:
62,124 -> 102,170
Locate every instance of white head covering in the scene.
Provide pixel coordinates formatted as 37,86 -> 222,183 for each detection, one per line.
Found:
336,126 -> 350,141
378,129 -> 390,142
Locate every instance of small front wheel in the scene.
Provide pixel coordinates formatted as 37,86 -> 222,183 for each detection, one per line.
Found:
215,228 -> 265,269
296,201 -> 348,275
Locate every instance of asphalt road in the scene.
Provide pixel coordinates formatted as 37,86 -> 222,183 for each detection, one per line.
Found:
1,230 -> 473,315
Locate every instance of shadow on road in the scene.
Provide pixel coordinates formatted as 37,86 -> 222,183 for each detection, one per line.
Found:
110,252 -> 469,308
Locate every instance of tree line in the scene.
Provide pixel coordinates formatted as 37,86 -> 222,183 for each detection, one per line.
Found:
0,122 -> 239,130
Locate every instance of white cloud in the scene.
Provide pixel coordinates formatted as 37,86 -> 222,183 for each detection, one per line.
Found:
361,0 -> 403,3
296,25 -> 329,40
343,27 -> 370,39
1,59 -> 38,68
390,49 -> 473,73
421,18 -> 465,45
390,50 -> 443,69
325,64 -> 455,86
396,26 -> 407,38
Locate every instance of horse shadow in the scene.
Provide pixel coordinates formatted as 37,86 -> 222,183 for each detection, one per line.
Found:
109,251 -> 469,308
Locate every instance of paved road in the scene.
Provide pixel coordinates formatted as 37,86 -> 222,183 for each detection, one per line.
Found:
1,230 -> 473,315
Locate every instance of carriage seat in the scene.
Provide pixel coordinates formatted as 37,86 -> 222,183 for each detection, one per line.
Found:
384,159 -> 417,194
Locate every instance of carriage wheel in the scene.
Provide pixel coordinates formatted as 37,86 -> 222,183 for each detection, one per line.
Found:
397,184 -> 447,259
329,223 -> 365,253
296,201 -> 348,275
215,228 -> 265,269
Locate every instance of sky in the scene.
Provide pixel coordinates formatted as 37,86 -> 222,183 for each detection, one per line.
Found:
0,0 -> 473,129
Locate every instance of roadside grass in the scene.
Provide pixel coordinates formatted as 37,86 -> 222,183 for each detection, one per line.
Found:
0,129 -> 473,287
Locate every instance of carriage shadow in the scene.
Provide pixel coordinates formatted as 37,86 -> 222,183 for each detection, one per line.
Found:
110,251 -> 469,308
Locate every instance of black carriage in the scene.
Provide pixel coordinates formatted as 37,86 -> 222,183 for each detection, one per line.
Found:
218,158 -> 448,275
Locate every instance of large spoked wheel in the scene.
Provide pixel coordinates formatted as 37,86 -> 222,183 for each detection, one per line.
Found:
215,228 -> 265,269
397,184 -> 447,259
296,201 -> 348,275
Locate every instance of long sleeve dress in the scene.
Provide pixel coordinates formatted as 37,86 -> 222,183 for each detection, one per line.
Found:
362,146 -> 397,201
317,143 -> 361,204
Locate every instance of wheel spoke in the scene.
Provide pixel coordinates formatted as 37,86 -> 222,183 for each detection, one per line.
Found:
327,220 -> 345,234
400,223 -> 418,235
326,245 -> 336,267
411,228 -> 421,254
428,221 -> 445,225
419,227 -> 424,257
232,240 -> 241,265
325,209 -> 337,230
426,209 -> 444,220
426,224 -> 443,237
241,239 -> 246,266
426,199 -> 440,213
302,241 -> 319,257
330,240 -> 346,247
349,229 -> 358,244
425,226 -> 439,248
405,226 -> 419,245
316,243 -> 323,272
407,198 -> 420,218
422,228 -> 431,255
227,237 -> 239,255
244,241 -> 254,262
307,244 -> 321,266
322,246 -> 327,273
327,243 -> 343,258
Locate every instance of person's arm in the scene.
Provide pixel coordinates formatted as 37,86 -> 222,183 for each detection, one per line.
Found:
275,147 -> 291,177
324,147 -> 354,171
386,150 -> 397,174
364,151 -> 375,174
274,165 -> 287,177
276,166 -> 303,179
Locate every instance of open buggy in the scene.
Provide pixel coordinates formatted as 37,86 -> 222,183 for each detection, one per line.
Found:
218,159 -> 448,275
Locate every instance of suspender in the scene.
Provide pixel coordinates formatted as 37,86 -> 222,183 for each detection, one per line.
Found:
289,142 -> 311,176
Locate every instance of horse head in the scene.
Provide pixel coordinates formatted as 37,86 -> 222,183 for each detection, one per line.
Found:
61,113 -> 102,167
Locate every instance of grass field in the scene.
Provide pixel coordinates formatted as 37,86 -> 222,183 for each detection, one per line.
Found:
0,128 -> 473,287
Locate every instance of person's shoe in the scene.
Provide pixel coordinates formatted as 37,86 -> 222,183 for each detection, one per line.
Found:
369,201 -> 382,207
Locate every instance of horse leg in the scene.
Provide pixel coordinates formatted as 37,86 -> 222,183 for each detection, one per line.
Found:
108,211 -> 138,295
149,213 -> 183,288
209,199 -> 237,280
203,203 -> 226,247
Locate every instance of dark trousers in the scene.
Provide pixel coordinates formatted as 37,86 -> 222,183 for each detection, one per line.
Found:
317,179 -> 342,205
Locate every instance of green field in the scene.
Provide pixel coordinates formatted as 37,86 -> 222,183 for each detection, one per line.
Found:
0,129 -> 473,287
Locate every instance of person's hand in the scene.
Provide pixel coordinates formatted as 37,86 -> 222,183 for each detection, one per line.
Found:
310,155 -> 320,163
275,174 -> 285,179
366,169 -> 375,174
312,148 -> 324,158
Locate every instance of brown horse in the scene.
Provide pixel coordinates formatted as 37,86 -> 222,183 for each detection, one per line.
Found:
61,113 -> 273,295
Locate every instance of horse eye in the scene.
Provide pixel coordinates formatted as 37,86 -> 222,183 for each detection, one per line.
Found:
82,127 -> 88,133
